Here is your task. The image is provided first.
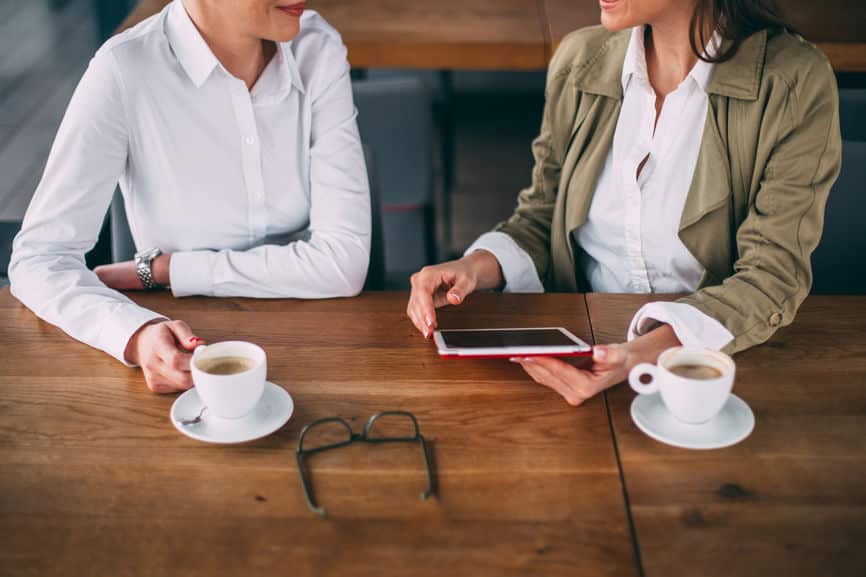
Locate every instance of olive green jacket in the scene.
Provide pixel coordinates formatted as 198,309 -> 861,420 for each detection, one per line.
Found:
494,26 -> 842,354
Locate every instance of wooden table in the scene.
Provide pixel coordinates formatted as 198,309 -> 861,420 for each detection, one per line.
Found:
587,293 -> 866,577
3,288 -> 865,576
0,289 -> 635,577
543,0 -> 866,73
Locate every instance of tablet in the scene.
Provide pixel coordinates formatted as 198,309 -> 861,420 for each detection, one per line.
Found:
433,327 -> 592,358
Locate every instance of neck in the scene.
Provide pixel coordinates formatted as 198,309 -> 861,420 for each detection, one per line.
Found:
183,0 -> 275,90
644,4 -> 710,97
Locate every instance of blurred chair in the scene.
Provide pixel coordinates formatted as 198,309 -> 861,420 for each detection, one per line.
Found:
110,189 -> 135,263
810,89 -> 866,294
362,145 -> 385,291
110,145 -> 386,290
838,88 -> 866,142
0,221 -> 20,287
352,76 -> 435,288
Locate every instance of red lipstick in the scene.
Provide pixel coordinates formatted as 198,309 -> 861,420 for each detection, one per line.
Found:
277,2 -> 305,17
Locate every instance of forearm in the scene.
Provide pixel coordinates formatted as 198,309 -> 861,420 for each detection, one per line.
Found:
623,324 -> 682,368
168,232 -> 370,299
9,251 -> 164,364
463,250 -> 506,292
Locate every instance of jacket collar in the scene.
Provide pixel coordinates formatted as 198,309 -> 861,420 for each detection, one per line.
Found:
166,0 -> 304,95
572,26 -> 767,102
621,26 -> 717,95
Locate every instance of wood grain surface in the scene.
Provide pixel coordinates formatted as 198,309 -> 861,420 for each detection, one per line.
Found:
119,1 -> 866,72
543,0 -> 866,72
586,293 -> 866,577
311,0 -> 548,70
117,0 -> 548,70
0,289 -> 637,577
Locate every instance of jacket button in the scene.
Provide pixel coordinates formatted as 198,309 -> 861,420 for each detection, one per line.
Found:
769,312 -> 782,327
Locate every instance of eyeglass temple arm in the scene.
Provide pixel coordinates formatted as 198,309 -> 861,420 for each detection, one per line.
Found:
417,434 -> 435,500
296,451 -> 327,516
296,417 -> 356,517
365,411 -> 435,501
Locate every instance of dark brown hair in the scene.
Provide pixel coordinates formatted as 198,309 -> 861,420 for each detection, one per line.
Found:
690,0 -> 790,63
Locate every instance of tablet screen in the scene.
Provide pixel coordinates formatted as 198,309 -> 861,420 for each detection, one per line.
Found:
439,329 -> 580,349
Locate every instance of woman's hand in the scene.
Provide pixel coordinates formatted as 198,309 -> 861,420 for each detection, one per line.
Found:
94,254 -> 171,290
407,250 -> 505,338
511,324 -> 681,406
124,319 -> 204,394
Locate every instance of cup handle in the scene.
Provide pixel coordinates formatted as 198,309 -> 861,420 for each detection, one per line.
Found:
629,363 -> 659,395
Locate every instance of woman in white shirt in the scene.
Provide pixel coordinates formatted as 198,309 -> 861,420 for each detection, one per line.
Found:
407,0 -> 840,405
9,0 -> 370,393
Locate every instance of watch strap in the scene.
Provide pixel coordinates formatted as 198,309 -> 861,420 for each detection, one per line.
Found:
136,258 -> 157,290
135,248 -> 162,290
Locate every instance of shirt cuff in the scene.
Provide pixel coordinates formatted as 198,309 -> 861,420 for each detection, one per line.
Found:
100,303 -> 167,366
465,232 -> 544,293
627,301 -> 734,351
169,250 -> 217,297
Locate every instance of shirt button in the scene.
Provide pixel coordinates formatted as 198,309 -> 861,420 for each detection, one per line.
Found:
769,312 -> 783,327
244,136 -> 255,145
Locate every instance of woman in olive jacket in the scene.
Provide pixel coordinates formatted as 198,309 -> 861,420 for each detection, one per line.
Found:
407,0 -> 841,406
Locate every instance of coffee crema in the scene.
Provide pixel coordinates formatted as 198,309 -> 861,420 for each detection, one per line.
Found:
197,356 -> 257,375
668,363 -> 723,380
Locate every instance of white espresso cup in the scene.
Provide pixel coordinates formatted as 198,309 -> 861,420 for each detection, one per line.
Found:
191,341 -> 267,419
628,347 -> 736,424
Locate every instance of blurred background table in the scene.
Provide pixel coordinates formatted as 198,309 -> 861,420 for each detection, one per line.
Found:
120,0 -> 549,69
122,1 -> 866,72
543,0 -> 866,72
587,293 -> 866,577
0,288 -> 636,577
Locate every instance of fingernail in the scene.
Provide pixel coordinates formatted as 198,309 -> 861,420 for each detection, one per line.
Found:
189,337 -> 202,343
425,314 -> 433,327
448,292 -> 460,303
594,347 -> 607,360
509,357 -> 519,363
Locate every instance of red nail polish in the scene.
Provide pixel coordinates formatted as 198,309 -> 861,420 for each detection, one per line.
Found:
190,337 -> 202,343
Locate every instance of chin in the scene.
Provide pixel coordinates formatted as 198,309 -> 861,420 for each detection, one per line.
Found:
268,22 -> 300,42
600,11 -> 634,32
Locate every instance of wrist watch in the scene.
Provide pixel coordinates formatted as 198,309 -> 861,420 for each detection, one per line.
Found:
134,247 -> 163,290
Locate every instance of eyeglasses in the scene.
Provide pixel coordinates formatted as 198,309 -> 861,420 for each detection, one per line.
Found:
296,411 -> 436,516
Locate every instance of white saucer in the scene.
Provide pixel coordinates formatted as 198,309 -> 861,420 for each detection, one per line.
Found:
630,393 -> 754,450
170,381 -> 294,444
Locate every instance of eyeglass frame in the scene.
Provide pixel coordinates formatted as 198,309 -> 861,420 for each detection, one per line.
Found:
295,410 -> 435,516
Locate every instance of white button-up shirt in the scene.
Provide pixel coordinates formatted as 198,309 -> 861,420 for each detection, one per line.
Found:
9,1 -> 370,363
469,26 -> 733,350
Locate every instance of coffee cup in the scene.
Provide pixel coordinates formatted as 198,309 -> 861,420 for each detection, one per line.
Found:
191,341 -> 267,419
628,347 -> 735,424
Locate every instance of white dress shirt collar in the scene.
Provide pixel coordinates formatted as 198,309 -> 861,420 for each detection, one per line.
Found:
166,0 -> 304,96
621,25 -> 718,95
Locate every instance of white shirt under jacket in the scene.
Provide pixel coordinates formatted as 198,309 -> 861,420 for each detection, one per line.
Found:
467,26 -> 734,350
9,1 -> 370,363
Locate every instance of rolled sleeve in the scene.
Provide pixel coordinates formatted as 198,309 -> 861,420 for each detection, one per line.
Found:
169,250 -> 217,298
627,301 -> 734,350
466,232 -> 544,293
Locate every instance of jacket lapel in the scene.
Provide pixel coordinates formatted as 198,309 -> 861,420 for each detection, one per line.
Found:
563,31 -> 630,232
678,30 -> 767,281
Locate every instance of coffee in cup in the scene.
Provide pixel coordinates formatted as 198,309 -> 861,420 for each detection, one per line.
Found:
667,363 -> 723,380
628,347 -> 735,424
191,341 -> 267,419
197,356 -> 258,375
